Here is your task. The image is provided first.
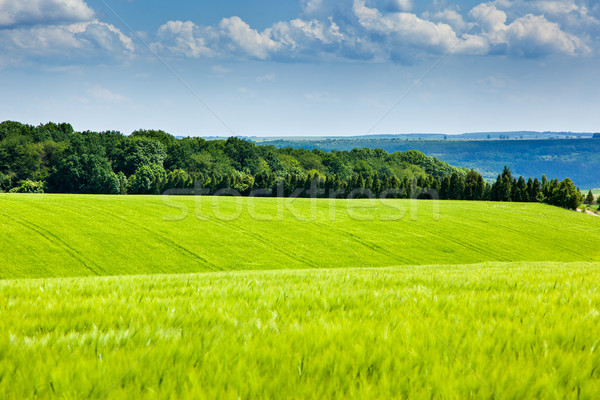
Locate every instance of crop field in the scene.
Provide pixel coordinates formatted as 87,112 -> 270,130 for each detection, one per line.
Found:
1,194 -> 599,398
1,194 -> 599,279
1,263 -> 599,399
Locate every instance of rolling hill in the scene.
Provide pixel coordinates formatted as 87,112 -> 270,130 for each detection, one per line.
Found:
1,194 -> 599,279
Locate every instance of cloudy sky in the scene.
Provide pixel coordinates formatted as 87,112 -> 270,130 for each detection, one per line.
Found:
1,0 -> 598,136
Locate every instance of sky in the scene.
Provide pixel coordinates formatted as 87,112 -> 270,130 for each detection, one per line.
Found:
0,0 -> 599,137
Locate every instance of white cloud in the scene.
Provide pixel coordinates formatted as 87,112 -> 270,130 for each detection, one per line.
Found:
219,17 -> 281,60
353,0 -> 488,55
0,0 -> 94,28
4,0 -> 590,66
469,3 -> 590,56
0,20 -> 134,63
470,3 -> 508,40
301,0 -> 325,14
69,20 -> 134,52
152,20 -> 214,58
533,1 -> 600,28
87,85 -> 128,103
423,8 -> 468,32
0,0 -> 134,66
537,1 -> 579,15
145,0 -> 593,63
506,14 -> 589,56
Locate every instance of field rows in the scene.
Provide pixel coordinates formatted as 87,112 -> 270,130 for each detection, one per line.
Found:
1,194 -> 599,279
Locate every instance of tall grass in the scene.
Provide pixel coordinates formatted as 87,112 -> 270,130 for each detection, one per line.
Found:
0,263 -> 598,398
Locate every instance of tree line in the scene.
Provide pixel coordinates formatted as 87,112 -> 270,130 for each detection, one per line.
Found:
0,121 -> 583,209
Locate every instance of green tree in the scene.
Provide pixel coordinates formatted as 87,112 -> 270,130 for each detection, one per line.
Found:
0,172 -> 14,192
117,138 -> 167,176
547,178 -> 582,210
128,164 -> 166,194
164,169 -> 194,191
47,154 -> 119,194
585,190 -> 595,205
449,172 -> 465,200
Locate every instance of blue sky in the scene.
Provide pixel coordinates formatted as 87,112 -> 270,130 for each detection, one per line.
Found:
1,0 -> 599,136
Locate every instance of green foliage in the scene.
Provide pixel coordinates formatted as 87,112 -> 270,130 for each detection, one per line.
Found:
585,190 -> 595,205
128,164 -> 167,194
116,171 -> 128,195
47,154 -> 119,194
164,168 -> 194,191
546,178 -> 582,210
0,263 -> 599,398
255,137 -> 600,189
130,129 -> 175,146
117,137 -> 167,176
0,121 -> 586,210
0,172 -> 14,192
8,179 -> 44,193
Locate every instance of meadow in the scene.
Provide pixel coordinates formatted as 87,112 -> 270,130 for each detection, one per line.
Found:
1,194 -> 600,279
1,194 -> 600,398
1,263 -> 599,399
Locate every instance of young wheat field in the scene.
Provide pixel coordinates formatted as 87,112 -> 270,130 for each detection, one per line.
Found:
1,194 -> 599,398
1,194 -> 599,279
1,263 -> 599,398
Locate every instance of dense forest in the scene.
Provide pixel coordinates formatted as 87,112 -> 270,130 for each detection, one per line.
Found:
252,137 -> 600,189
0,121 -> 583,210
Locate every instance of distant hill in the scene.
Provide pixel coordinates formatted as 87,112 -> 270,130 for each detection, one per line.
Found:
1,194 -> 599,279
246,137 -> 600,189
238,131 -> 597,142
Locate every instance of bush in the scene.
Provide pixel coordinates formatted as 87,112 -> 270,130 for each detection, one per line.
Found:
9,180 -> 44,193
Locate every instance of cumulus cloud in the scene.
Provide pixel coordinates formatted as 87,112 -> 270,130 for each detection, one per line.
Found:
152,20 -> 214,58
469,3 -> 590,56
0,20 -> 134,63
0,0 -> 134,66
0,0 -> 94,28
353,0 -> 488,56
1,0 -> 593,66
506,14 -> 589,56
534,0 -> 600,28
423,8 -> 468,32
148,1 -> 591,63
218,17 -> 281,60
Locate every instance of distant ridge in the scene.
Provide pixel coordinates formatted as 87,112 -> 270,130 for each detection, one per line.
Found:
196,131 -> 597,141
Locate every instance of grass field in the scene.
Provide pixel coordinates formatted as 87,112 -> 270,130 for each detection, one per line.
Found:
2,194 -> 600,398
1,194 -> 599,279
1,263 -> 599,399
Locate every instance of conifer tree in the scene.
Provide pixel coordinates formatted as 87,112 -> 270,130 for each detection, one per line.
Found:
586,190 -> 595,205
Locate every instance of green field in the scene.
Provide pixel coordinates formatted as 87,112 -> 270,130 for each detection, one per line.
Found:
2,194 -> 600,398
1,194 -> 599,279
1,263 -> 599,399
